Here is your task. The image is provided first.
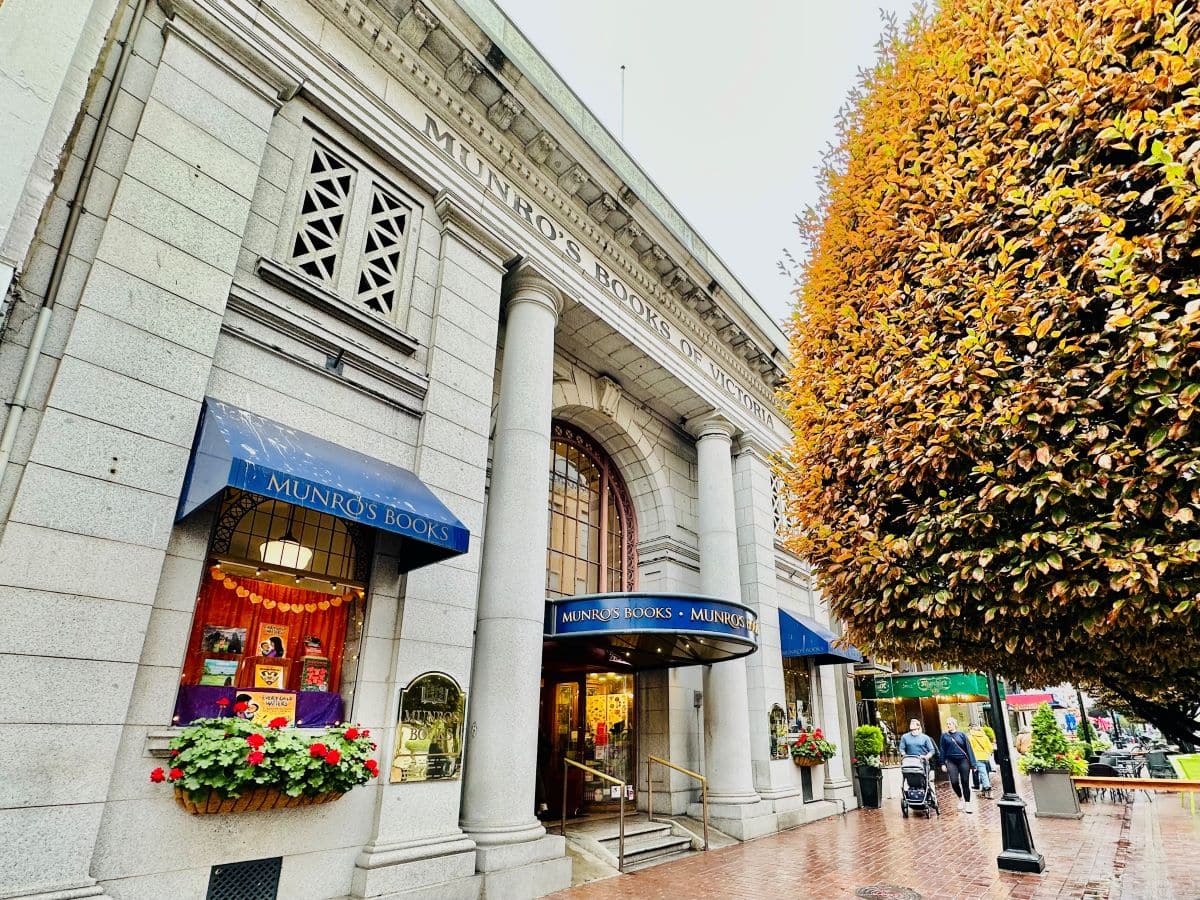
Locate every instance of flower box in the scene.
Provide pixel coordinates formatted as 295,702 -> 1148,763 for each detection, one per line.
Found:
151,712 -> 379,814
174,786 -> 344,815
789,728 -> 837,767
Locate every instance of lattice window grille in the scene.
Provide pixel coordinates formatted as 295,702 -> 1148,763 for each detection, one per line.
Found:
772,472 -> 800,542
206,857 -> 281,900
355,186 -> 408,316
290,143 -> 355,285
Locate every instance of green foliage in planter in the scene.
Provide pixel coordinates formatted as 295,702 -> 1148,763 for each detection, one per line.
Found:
150,717 -> 380,801
854,725 -> 885,767
1018,703 -> 1086,776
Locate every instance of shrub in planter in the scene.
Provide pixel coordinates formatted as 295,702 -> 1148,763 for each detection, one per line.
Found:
853,724 -> 885,808
1018,703 -> 1084,819
150,713 -> 380,814
791,729 -> 837,766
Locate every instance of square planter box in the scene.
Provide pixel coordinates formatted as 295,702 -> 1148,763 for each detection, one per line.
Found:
1030,771 -> 1082,819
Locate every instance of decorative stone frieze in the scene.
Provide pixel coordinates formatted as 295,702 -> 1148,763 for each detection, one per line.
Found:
587,192 -> 617,223
557,164 -> 587,195
445,49 -> 482,91
640,244 -> 667,270
397,1 -> 438,47
597,374 -> 623,419
487,94 -> 522,130
527,131 -> 557,164
616,221 -> 642,246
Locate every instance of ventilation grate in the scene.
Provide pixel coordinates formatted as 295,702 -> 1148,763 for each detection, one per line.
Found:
206,856 -> 282,900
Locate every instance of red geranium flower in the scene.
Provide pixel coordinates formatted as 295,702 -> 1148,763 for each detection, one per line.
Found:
362,729 -> 371,738
170,749 -> 180,756
344,727 -> 360,741
268,717 -> 289,729
215,697 -> 230,708
150,767 -> 166,783
234,701 -> 249,713
364,759 -> 379,777
799,733 -> 809,743
324,749 -> 341,765
309,743 -> 328,758
814,729 -> 824,740
247,750 -> 265,766
168,767 -> 184,781
246,733 -> 265,749
370,742 -> 377,750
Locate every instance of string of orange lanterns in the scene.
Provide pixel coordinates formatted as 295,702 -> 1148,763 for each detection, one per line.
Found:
207,566 -> 362,615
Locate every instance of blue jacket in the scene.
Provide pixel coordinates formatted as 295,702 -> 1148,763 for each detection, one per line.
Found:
898,731 -> 936,757
939,730 -> 977,765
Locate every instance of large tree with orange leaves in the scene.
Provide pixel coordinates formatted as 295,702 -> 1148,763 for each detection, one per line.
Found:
782,0 -> 1200,741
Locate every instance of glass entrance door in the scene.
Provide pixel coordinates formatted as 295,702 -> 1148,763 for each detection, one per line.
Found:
582,672 -> 635,809
540,671 -> 636,816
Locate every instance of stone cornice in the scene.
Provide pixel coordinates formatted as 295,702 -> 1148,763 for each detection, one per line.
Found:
434,188 -> 516,270
302,0 -> 784,405
159,0 -> 305,105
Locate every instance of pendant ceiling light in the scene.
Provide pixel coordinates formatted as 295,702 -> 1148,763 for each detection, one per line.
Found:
259,504 -> 313,570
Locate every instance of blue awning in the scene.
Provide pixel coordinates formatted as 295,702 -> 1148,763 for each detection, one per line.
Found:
779,609 -> 863,665
177,398 -> 469,571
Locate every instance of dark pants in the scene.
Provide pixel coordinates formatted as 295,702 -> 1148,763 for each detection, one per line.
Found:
946,756 -> 972,801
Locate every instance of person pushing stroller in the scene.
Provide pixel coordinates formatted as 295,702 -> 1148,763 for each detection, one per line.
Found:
898,718 -> 936,760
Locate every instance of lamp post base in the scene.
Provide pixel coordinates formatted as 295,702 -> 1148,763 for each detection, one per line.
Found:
997,795 -> 1046,873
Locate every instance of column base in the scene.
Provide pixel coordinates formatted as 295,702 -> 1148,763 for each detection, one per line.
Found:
687,796 -> 777,841
352,833 -> 479,899
823,777 -> 858,810
474,835 -> 571,899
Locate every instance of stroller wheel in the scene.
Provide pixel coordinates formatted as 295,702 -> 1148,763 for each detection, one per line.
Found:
901,803 -> 909,818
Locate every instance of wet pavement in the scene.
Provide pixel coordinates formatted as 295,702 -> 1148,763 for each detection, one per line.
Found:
549,779 -> 1200,899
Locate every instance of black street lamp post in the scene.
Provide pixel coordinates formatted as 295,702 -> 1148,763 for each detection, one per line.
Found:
987,672 -> 1046,874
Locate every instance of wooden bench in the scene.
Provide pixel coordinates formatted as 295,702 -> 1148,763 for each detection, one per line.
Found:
1071,776 -> 1200,791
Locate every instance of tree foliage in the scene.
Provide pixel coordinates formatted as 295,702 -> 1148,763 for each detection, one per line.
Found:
781,0 -> 1200,738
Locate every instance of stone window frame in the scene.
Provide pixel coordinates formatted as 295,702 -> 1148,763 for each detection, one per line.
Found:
272,117 -> 425,336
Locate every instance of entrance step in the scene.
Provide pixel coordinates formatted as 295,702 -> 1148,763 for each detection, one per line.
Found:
564,814 -> 703,878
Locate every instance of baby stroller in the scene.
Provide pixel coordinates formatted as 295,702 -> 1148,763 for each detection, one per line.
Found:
899,755 -> 940,818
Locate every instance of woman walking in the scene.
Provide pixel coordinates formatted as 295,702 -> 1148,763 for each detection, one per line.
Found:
967,722 -> 994,799
939,717 -> 977,812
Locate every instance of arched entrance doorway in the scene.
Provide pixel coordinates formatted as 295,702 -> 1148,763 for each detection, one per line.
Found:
539,420 -> 638,818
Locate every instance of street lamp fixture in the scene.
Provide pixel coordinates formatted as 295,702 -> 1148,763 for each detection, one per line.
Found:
987,672 -> 1046,874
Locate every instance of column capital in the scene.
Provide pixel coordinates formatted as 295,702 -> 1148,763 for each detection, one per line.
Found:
734,433 -> 780,462
434,189 -> 516,271
686,411 -> 738,442
503,262 -> 563,322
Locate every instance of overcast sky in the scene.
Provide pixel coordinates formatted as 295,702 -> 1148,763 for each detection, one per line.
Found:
494,0 -> 921,326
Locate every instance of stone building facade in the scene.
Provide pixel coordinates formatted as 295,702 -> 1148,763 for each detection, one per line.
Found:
0,1 -> 859,897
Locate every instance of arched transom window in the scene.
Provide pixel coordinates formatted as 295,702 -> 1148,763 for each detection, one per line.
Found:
546,421 -> 637,598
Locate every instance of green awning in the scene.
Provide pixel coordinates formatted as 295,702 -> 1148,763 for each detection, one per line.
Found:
872,671 -> 1004,700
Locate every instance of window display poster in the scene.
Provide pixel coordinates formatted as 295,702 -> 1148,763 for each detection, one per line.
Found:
391,673 -> 465,783
200,658 -> 238,686
201,625 -> 246,655
236,690 -> 297,726
300,656 -> 330,692
257,623 -> 289,658
254,664 -> 287,689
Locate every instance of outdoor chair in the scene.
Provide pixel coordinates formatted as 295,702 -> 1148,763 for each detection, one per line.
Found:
1085,764 -> 1129,803
1146,751 -> 1175,779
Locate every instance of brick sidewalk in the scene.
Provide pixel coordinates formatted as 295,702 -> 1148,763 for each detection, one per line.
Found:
550,781 -> 1200,899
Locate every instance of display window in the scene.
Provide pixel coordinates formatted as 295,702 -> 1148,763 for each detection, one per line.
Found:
783,656 -> 815,731
173,488 -> 372,728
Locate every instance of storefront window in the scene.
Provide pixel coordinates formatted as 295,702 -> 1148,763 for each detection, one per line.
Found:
783,657 -> 814,731
173,488 -> 371,728
546,421 -> 636,598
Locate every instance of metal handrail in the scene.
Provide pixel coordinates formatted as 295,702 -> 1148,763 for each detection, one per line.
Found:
647,754 -> 708,851
560,757 -> 626,872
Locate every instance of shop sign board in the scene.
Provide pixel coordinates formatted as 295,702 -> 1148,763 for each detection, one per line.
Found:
872,671 -> 1004,700
391,672 -> 466,783
545,593 -> 759,644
